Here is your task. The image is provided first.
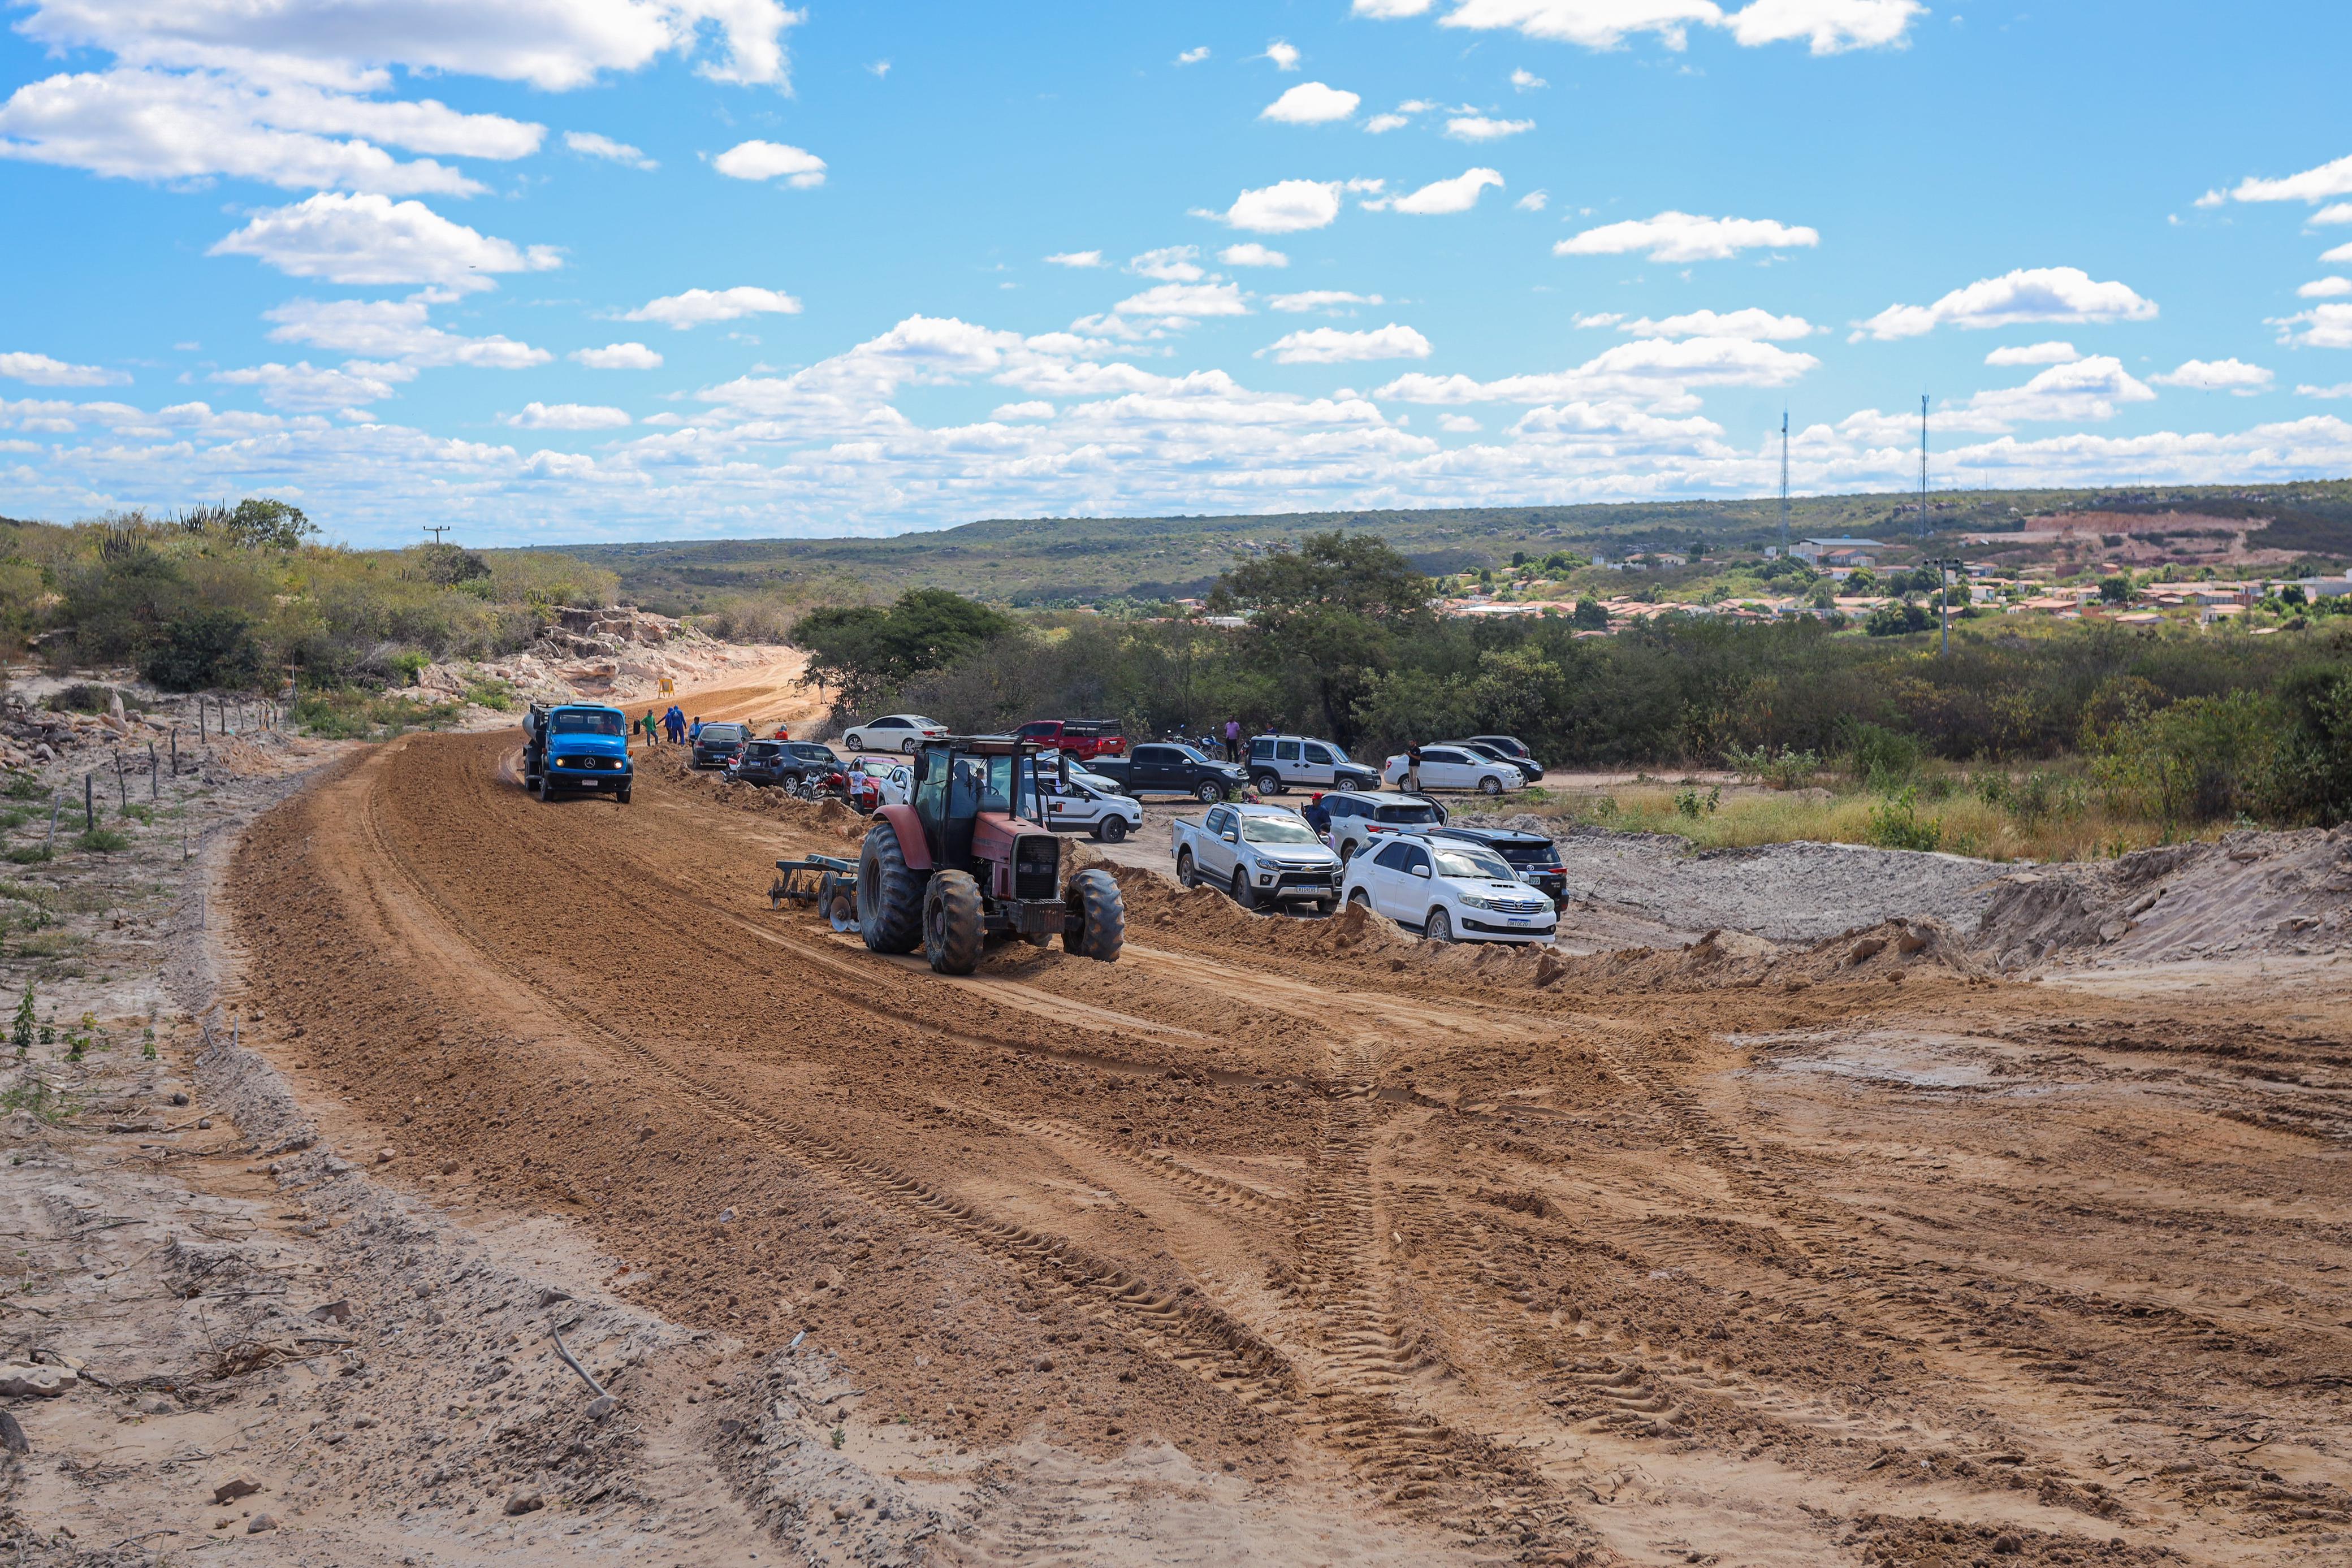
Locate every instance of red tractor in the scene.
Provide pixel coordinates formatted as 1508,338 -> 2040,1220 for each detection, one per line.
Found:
855,735 -> 1125,974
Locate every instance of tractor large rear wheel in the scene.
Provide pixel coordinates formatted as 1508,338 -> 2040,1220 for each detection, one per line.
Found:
1065,867 -> 1125,963
923,869 -> 985,975
857,820 -> 926,955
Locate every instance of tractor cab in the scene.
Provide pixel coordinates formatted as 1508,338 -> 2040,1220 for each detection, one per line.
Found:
913,737 -> 1048,870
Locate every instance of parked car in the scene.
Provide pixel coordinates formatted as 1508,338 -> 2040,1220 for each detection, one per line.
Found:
1171,803 -> 1342,912
1340,833 -> 1558,945
1446,739 -> 1544,785
1243,733 -> 1381,795
845,757 -> 913,813
1087,742 -> 1248,803
690,720 -> 750,770
1428,824 -> 1570,907
1039,770 -> 1144,842
1468,734 -> 1543,776
1013,718 -> 1127,760
727,738 -> 793,786
1307,790 -> 1449,863
1381,744 -> 1525,796
841,714 -> 949,754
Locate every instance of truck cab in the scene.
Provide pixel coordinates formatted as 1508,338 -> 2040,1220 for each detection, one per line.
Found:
522,704 -> 633,803
1088,742 -> 1247,803
1013,718 -> 1126,760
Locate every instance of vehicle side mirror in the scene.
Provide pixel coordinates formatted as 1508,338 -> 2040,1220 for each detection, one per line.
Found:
1410,864 -> 1431,878
1220,830 -> 1237,842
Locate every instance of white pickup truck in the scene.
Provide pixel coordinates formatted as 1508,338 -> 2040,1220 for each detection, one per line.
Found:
1040,766 -> 1144,843
1171,802 -> 1342,913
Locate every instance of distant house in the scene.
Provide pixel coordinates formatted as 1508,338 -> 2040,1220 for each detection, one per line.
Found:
1791,536 -> 1883,569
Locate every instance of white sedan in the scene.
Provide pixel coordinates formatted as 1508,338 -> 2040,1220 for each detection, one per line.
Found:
1381,744 -> 1525,796
1340,833 -> 1557,945
842,714 -> 949,754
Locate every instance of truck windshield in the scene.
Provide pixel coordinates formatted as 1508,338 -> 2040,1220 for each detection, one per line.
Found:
552,711 -> 623,735
1433,847 -> 1515,881
1374,802 -> 1442,825
1242,816 -> 1320,845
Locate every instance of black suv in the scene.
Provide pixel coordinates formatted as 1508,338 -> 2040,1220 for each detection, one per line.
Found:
732,740 -> 845,787
1429,825 -> 1569,907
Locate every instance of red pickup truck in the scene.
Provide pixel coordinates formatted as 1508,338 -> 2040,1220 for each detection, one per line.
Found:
1013,718 -> 1126,760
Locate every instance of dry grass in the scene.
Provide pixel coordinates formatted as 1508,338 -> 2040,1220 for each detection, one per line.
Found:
1514,773 -> 2205,863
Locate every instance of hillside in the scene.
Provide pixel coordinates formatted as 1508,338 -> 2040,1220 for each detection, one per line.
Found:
555,480 -> 2352,613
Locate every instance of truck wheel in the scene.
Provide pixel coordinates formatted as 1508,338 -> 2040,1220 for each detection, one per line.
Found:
1252,772 -> 1283,795
1065,868 -> 1125,963
1425,907 -> 1455,943
1094,816 -> 1128,844
1176,850 -> 1197,888
923,870 -> 984,975
1348,889 -> 1373,911
1480,776 -> 1504,795
857,820 -> 926,955
616,785 -> 632,804
538,770 -> 553,803
1230,868 -> 1257,912
1313,897 -> 1337,916
1194,780 -> 1225,804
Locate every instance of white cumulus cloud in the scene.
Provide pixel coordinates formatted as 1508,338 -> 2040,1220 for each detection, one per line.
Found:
2299,277 -> 2352,298
1175,46 -> 1210,66
1510,67 -> 1547,89
1445,114 -> 1533,141
2222,152 -> 2352,207
1377,335 -> 1818,403
1372,167 -> 1504,214
1984,340 -> 2079,366
207,192 -> 561,288
212,358 -> 414,411
573,342 -> 663,369
1110,281 -> 1250,318
1262,83 -> 1360,124
1044,250 -> 1104,268
1259,324 -> 1432,363
624,285 -> 803,328
1359,0 -> 1924,54
263,297 -> 549,367
1515,189 -> 1548,211
712,139 -> 825,187
1854,267 -> 2158,340
1194,179 -> 1343,233
1128,246 -> 1204,282
501,401 -> 632,429
1616,307 -> 1815,340
1221,244 -> 1290,267
0,352 -> 127,387
2298,382 -> 2352,400
2273,303 -> 2352,350
1725,0 -> 1926,54
564,130 -> 655,169
1555,210 -> 1818,262
1439,413 -> 1482,431
2150,358 -> 2274,396
0,67 -> 535,195
1268,291 -> 1385,313
1264,40 -> 1302,70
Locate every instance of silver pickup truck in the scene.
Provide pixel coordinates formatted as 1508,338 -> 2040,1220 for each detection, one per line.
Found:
1171,802 -> 1342,913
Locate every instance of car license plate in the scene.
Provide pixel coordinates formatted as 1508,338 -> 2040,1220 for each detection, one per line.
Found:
1508,917 -> 1533,925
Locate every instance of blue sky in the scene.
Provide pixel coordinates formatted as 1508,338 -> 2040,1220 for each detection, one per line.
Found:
2,0 -> 2349,548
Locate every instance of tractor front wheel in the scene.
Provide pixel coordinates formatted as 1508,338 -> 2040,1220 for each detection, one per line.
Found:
857,820 -> 926,955
923,870 -> 985,975
1065,868 -> 1125,963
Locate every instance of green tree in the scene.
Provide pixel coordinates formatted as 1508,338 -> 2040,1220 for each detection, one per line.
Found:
2099,575 -> 2132,604
1210,532 -> 1434,746
1572,599 -> 1609,629
141,607 -> 262,691
181,497 -> 317,550
797,588 -> 1013,713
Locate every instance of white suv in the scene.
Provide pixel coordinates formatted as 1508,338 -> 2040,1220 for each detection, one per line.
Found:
1381,744 -> 1525,796
842,714 -> 948,754
1340,833 -> 1558,945
1244,734 -> 1381,795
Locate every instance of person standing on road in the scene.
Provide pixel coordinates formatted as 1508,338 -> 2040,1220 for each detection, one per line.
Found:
1223,717 -> 1240,762
1404,747 -> 1424,795
689,716 -> 703,744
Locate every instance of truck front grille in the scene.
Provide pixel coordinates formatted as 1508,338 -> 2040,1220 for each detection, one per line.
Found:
1013,835 -> 1061,900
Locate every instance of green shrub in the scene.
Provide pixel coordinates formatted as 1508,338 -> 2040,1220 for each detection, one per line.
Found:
2,774 -> 44,801
49,682 -> 119,713
141,607 -> 262,691
1723,743 -> 1820,789
75,828 -> 129,853
1865,787 -> 1944,851
2090,690 -> 2278,828
1865,601 -> 1932,636
464,678 -> 515,711
1847,722 -> 1921,790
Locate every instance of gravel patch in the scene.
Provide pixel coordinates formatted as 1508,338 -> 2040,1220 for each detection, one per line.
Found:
1471,816 -> 2012,943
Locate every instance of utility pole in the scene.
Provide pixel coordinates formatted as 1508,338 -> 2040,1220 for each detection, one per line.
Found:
1918,394 -> 1930,541
423,525 -> 452,545
1779,409 -> 1791,557
1927,556 -> 1964,657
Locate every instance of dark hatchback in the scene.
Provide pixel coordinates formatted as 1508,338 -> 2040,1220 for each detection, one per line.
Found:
731,740 -> 845,787
1429,824 -> 1569,907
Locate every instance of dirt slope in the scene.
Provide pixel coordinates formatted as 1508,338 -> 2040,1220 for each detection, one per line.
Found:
214,731 -> 2352,1566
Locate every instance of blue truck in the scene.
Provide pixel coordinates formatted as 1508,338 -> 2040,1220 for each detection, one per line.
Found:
521,702 -> 634,803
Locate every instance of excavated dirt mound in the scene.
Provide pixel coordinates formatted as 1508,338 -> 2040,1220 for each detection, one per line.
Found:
1977,826 -> 2352,968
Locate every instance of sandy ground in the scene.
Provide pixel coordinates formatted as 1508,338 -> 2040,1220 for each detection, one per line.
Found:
9,665 -> 2352,1567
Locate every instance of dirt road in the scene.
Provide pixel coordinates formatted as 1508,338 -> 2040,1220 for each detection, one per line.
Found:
218,720 -> 2352,1566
